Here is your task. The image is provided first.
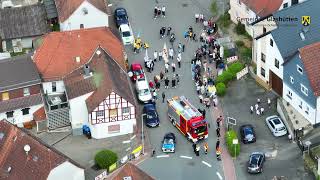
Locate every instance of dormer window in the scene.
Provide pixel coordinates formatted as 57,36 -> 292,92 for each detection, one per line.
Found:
82,8 -> 88,15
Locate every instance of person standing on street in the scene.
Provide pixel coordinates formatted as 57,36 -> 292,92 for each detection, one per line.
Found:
153,91 -> 157,100
167,26 -> 172,36
161,27 -> 166,38
175,73 -> 180,85
177,53 -> 181,68
182,44 -> 185,52
154,6 -> 158,19
204,142 -> 209,154
216,139 -> 220,150
160,71 -> 164,81
216,116 -> 222,128
216,127 -> 220,137
153,51 -> 158,62
172,78 -> 176,88
260,107 -> 264,115
250,105 -> 254,114
202,109 -> 206,118
158,50 -> 163,61
195,145 -> 200,156
268,98 -> 271,108
164,77 -> 169,89
169,48 -> 174,59
161,6 -> 166,17
195,13 -> 199,23
160,28 -> 163,39
165,63 -> 169,73
162,92 -> 166,103
171,62 -> 176,72
192,143 -> 196,153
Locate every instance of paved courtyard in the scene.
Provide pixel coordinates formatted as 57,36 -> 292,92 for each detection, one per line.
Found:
220,76 -> 313,180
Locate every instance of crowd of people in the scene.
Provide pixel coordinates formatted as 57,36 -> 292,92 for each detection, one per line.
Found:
250,98 -> 272,116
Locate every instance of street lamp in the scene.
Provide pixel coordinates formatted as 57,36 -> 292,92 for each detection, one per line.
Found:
233,139 -> 238,160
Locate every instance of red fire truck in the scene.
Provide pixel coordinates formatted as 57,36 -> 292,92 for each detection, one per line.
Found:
167,96 -> 208,143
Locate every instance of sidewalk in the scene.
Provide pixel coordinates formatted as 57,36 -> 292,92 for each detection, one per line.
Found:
211,105 -> 237,180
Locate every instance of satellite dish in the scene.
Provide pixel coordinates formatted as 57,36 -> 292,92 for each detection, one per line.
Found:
24,144 -> 31,154
128,71 -> 133,77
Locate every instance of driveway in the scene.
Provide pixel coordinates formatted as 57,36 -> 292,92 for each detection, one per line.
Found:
220,76 -> 313,180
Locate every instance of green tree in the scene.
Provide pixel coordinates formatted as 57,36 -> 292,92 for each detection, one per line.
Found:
216,82 -> 226,96
235,21 -> 246,35
95,149 -> 118,169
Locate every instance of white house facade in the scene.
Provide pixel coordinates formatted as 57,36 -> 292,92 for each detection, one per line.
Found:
88,92 -> 136,139
59,1 -> 109,31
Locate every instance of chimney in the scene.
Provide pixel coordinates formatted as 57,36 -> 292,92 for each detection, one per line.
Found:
83,64 -> 92,77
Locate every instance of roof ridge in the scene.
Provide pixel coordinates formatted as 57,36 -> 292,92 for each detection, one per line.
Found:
0,122 -> 18,167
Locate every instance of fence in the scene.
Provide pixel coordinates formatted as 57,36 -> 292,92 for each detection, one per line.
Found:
236,66 -> 248,80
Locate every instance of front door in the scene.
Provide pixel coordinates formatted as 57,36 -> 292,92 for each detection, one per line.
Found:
269,70 -> 283,96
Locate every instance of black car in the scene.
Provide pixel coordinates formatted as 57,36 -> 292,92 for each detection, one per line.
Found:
247,152 -> 265,174
240,124 -> 256,144
162,133 -> 176,153
143,103 -> 160,127
114,8 -> 129,27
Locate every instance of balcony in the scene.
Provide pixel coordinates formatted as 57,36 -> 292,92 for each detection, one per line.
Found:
44,92 -> 69,111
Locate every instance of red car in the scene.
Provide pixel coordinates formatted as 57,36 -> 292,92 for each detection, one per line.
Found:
130,62 -> 145,81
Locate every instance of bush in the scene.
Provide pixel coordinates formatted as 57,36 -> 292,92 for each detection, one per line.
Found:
95,149 -> 118,169
228,62 -> 245,74
216,82 -> 226,96
239,47 -> 252,64
235,21 -> 246,35
216,71 -> 233,84
225,130 -> 240,157
235,40 -> 244,48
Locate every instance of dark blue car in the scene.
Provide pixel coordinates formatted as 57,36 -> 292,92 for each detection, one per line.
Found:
143,103 -> 159,127
114,8 -> 129,27
240,124 -> 256,144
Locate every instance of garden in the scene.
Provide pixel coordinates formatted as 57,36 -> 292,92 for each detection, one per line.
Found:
225,129 -> 240,157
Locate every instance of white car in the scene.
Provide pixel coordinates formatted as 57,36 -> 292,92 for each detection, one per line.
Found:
119,24 -> 134,45
136,78 -> 152,103
265,115 -> 287,137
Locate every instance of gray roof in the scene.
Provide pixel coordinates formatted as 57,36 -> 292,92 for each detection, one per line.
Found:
0,55 -> 41,92
271,0 -> 320,59
0,93 -> 43,113
43,0 -> 58,19
0,4 -> 49,40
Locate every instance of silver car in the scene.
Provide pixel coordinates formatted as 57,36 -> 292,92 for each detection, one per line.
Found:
265,115 -> 287,137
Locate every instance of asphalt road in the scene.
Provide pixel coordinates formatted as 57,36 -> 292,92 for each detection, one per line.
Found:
109,0 -> 225,179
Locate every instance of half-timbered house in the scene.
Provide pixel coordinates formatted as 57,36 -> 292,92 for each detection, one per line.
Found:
64,47 -> 136,139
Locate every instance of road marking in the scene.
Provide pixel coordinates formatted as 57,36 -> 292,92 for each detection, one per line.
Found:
202,160 -> 212,167
130,135 -> 136,140
180,155 -> 192,159
156,155 -> 170,158
216,172 -> 223,180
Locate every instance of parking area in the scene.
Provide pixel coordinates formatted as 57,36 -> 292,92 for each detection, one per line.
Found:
220,76 -> 313,180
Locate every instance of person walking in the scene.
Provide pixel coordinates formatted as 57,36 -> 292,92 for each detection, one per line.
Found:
165,63 -> 169,73
162,92 -> 166,103
169,48 -> 174,59
171,62 -> 176,72
164,77 -> 169,89
204,142 -> 209,154
250,105 -> 254,114
172,78 -> 176,88
167,26 -> 172,36
216,127 -> 220,137
161,6 -> 166,17
158,51 -> 163,61
153,51 -> 158,62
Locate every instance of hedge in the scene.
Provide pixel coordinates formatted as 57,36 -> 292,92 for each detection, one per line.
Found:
225,130 -> 240,157
216,82 -> 226,96
216,62 -> 245,84
228,62 -> 245,75
95,149 -> 118,169
235,21 -> 246,35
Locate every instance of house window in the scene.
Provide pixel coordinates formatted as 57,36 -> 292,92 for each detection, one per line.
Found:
283,2 -> 288,8
2,92 -> 9,100
52,82 -> 57,92
263,27 -> 266,34
297,65 -> 303,74
274,58 -> 279,68
290,76 -> 294,84
82,8 -> 88,15
299,101 -> 303,109
261,53 -> 266,62
287,90 -> 293,99
80,24 -> 84,29
6,111 -> 14,118
292,0 -> 298,5
301,84 -> 308,96
260,67 -> 265,77
122,107 -> 130,114
305,106 -> 309,115
23,88 -> 30,96
97,110 -> 104,117
109,109 -> 117,117
22,108 -> 30,115
270,39 -> 273,47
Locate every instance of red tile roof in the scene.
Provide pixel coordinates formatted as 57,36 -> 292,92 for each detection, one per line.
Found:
299,42 -> 320,96
33,107 -> 46,122
241,0 -> 283,17
33,27 -> 126,81
54,0 -> 108,22
113,163 -> 155,180
0,120 -> 77,180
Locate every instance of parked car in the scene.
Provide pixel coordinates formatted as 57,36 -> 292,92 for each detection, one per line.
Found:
162,133 -> 176,153
129,62 -> 145,81
143,103 -> 160,127
266,115 -> 287,137
114,8 -> 129,27
136,78 -> 152,103
119,24 -> 134,45
247,152 -> 265,174
240,124 -> 256,144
